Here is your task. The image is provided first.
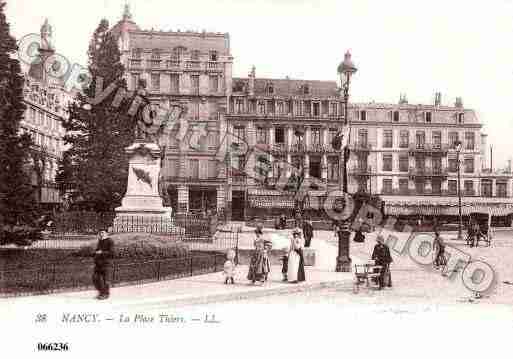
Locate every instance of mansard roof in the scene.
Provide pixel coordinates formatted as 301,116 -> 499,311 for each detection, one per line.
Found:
233,77 -> 339,97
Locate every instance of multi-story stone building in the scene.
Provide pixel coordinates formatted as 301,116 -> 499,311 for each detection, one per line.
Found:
111,5 -> 232,215
19,19 -> 72,210
348,95 -> 513,222
109,5 -> 513,223
225,69 -> 347,220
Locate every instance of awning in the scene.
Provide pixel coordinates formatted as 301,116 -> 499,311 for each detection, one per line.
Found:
384,201 -> 513,217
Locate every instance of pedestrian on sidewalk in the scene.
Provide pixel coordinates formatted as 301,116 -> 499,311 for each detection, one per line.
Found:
281,247 -> 289,282
93,230 -> 114,300
371,235 -> 392,289
247,231 -> 269,284
223,249 -> 236,284
287,228 -> 306,283
433,231 -> 446,269
302,219 -> 314,248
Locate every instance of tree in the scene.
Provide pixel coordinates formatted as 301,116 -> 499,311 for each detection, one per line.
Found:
57,19 -> 136,212
0,2 -> 37,225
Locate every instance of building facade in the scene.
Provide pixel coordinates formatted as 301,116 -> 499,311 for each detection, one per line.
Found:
111,5 -> 232,215
18,19 -> 72,210
110,5 -> 513,222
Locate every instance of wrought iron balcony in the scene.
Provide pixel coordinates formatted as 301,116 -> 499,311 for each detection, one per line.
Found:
166,60 -> 181,68
290,143 -> 307,153
129,59 -> 142,68
207,61 -> 221,70
349,166 -> 373,176
409,143 -> 449,155
408,167 -> 448,177
350,142 -> 373,152
307,143 -> 325,153
186,60 -> 202,69
148,60 -> 161,68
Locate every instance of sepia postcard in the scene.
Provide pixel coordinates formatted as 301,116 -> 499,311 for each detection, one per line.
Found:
1,0 -> 512,357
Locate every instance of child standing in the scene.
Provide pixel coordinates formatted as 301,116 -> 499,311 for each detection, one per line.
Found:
223,249 -> 236,284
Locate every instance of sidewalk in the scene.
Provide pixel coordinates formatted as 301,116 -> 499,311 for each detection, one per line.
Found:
1,265 -> 354,309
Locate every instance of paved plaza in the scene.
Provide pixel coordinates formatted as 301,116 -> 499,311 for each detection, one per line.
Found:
2,227 -> 513,311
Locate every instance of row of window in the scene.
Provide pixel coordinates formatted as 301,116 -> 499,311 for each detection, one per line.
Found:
230,154 -> 341,181
368,154 -> 475,173
131,73 -> 221,94
233,125 -> 340,147
163,159 -> 218,179
132,48 -> 218,62
380,179 -> 507,197
229,98 -> 341,117
354,109 -> 465,124
24,107 -> 63,133
356,129 -> 475,150
20,128 -> 61,154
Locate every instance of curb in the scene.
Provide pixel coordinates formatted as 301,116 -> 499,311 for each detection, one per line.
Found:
117,279 -> 353,309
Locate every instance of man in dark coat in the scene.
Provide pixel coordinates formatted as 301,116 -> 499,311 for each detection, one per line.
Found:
302,220 -> 314,248
93,230 -> 114,300
279,214 -> 287,230
371,235 -> 393,289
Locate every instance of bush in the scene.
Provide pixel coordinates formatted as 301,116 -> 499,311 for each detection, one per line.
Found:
73,233 -> 190,261
0,224 -> 42,247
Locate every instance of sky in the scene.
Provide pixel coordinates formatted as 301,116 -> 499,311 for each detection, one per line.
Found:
5,0 -> 513,168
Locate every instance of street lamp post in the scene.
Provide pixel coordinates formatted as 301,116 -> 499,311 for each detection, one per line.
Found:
455,140 -> 463,240
335,51 -> 357,273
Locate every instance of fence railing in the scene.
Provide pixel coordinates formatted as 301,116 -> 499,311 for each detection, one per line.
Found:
0,252 -> 226,297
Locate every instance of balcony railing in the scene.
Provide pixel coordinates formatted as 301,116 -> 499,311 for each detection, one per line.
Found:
186,61 -> 202,69
129,59 -> 142,68
408,167 -> 448,177
324,145 -> 338,153
350,142 -> 373,152
381,189 -> 456,196
148,60 -> 161,68
166,60 -> 181,68
290,143 -> 306,153
308,143 -> 325,153
207,61 -> 221,70
409,143 -> 449,153
349,166 -> 372,176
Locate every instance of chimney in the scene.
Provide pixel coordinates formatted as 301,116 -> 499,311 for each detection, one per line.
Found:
455,97 -> 463,108
434,92 -> 442,107
248,65 -> 256,96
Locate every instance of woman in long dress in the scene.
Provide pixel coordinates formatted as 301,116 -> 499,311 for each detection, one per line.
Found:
287,229 -> 306,283
247,232 -> 269,284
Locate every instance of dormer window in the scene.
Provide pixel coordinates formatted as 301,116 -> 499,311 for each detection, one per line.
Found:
458,113 -> 464,124
209,50 -> 218,61
425,111 -> 432,123
393,110 -> 400,122
267,84 -> 274,95
302,84 -> 310,95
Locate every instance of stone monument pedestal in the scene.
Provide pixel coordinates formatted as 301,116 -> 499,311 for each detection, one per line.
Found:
111,141 -> 176,233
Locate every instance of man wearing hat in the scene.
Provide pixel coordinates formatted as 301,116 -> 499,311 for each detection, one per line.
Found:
93,230 -> 114,299
371,235 -> 393,289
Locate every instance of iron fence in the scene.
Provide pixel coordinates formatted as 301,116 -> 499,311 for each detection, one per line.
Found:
0,252 -> 226,297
